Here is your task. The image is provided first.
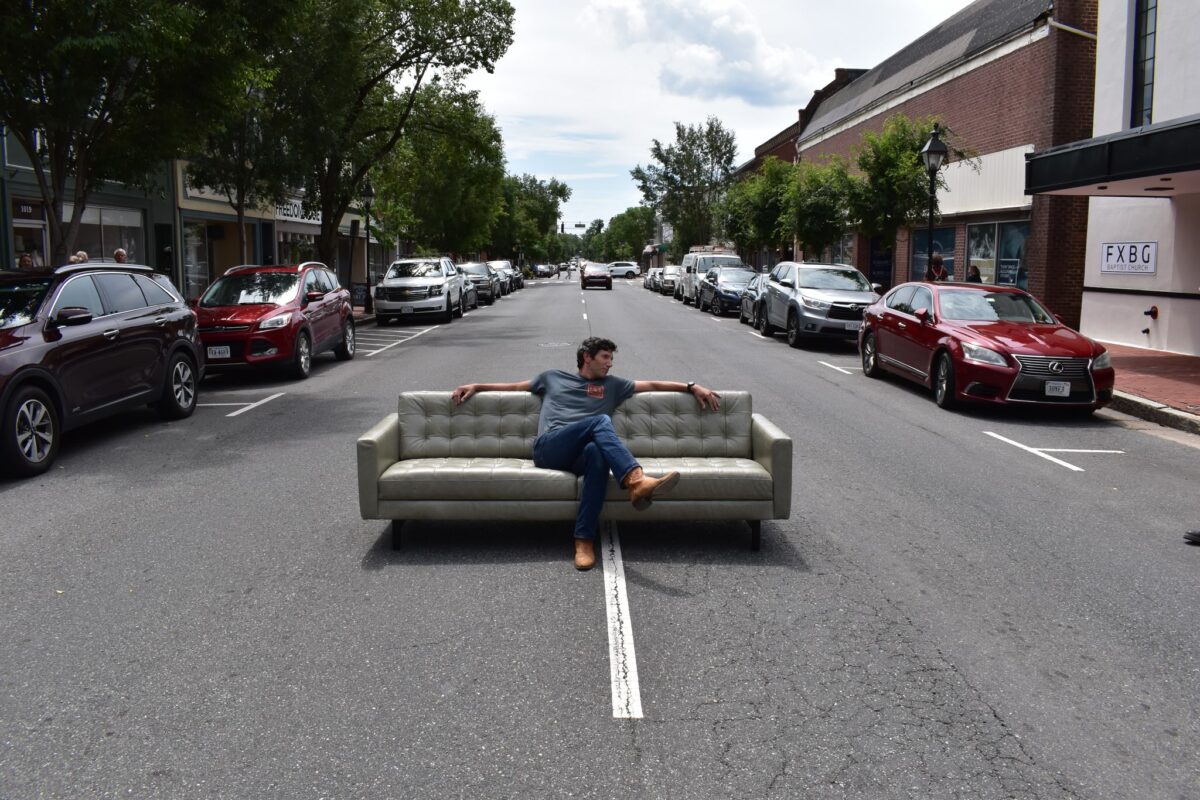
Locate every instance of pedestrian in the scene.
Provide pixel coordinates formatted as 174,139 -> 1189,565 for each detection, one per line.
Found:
924,253 -> 948,282
452,336 -> 721,570
74,250 -> 89,263
113,248 -> 127,263
17,253 -> 35,271
67,254 -> 79,264
966,264 -> 982,282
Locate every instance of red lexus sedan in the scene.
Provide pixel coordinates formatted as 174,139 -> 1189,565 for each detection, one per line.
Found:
193,262 -> 355,379
858,282 -> 1115,412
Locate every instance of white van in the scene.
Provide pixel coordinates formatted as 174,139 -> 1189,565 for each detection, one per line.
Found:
679,251 -> 746,304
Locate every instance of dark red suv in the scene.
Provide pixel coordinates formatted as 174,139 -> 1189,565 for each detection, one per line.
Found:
193,262 -> 355,379
0,263 -> 203,477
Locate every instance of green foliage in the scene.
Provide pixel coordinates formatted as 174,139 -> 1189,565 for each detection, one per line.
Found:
631,117 -> 737,255
603,207 -> 655,262
486,174 -> 571,265
784,156 -> 854,257
721,156 -> 793,255
0,0 -> 287,261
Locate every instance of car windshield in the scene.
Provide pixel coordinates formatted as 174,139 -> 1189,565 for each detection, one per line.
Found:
386,261 -> 441,279
461,263 -> 489,275
200,273 -> 299,307
0,278 -> 53,329
585,264 -> 607,273
697,256 -> 743,270
939,289 -> 1056,323
717,269 -> 755,285
796,268 -> 871,291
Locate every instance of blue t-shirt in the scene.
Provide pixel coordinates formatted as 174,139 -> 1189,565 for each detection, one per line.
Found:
529,369 -> 636,435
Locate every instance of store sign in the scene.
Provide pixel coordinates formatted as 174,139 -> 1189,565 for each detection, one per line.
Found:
276,198 -> 321,224
1100,242 -> 1156,274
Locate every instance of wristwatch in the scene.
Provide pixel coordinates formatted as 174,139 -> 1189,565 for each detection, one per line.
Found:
686,381 -> 696,394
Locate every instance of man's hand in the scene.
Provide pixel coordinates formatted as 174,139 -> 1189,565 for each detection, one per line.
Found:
690,384 -> 721,411
451,384 -> 477,405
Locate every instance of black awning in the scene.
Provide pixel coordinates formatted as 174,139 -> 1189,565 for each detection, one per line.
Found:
1025,113 -> 1200,196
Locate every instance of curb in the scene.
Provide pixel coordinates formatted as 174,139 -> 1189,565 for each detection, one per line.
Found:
1108,390 -> 1200,436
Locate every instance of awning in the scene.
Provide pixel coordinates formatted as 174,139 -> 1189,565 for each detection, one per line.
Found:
1025,113 -> 1200,197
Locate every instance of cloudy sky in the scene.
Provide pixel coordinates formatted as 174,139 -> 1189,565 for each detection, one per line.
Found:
467,0 -> 977,231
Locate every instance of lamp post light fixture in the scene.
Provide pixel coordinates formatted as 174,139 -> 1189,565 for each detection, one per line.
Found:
919,123 -> 949,274
360,178 -> 375,313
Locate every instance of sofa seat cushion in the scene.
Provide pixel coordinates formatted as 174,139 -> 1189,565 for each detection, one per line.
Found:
601,457 -> 773,501
379,458 -> 577,501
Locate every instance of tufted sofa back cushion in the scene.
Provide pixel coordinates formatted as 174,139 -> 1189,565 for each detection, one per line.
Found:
398,391 -> 541,459
396,390 -> 752,460
613,391 -> 751,458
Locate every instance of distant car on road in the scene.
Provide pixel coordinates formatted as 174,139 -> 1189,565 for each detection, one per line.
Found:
659,264 -> 683,296
609,261 -> 640,279
581,263 -> 612,290
459,262 -> 501,305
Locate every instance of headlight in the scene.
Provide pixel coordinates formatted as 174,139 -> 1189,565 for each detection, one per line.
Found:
1092,351 -> 1111,369
429,283 -> 444,293
961,342 -> 1007,366
799,294 -> 830,311
258,312 -> 292,330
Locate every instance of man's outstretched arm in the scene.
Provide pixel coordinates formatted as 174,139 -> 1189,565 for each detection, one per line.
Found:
451,380 -> 532,405
633,380 -> 721,410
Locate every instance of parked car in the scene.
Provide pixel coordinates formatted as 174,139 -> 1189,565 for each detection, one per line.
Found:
609,261 -> 640,279
757,262 -> 881,347
0,263 -> 203,477
581,262 -> 612,290
460,276 -> 479,311
859,282 -> 1115,412
460,262 -> 501,304
488,260 -> 522,291
679,251 -> 744,304
533,263 -> 556,278
196,262 -> 354,378
738,274 -> 768,326
644,267 -> 663,290
486,260 -> 512,295
375,257 -> 465,325
659,264 -> 683,296
696,266 -> 757,316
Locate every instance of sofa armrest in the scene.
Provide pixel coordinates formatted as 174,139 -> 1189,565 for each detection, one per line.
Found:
751,413 -> 792,520
357,413 -> 400,519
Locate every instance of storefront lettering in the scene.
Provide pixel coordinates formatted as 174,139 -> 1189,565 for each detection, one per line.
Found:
276,199 -> 321,224
1100,242 -> 1157,274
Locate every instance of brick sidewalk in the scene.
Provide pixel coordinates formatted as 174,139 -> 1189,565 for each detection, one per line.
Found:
1105,343 -> 1200,415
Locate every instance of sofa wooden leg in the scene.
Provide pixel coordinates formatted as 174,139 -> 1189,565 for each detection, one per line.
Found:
748,520 -> 761,551
391,520 -> 405,550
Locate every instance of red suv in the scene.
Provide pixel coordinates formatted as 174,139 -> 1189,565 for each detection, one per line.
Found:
193,262 -> 355,379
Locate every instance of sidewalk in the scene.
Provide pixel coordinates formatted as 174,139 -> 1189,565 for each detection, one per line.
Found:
1104,343 -> 1200,435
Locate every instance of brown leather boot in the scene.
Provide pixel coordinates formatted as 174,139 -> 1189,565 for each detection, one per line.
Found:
624,467 -> 681,511
574,538 -> 596,570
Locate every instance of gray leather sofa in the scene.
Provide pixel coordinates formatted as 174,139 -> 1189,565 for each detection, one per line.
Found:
357,390 -> 792,549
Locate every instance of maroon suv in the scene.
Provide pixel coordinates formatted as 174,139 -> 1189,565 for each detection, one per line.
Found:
193,262 -> 355,379
0,263 -> 203,477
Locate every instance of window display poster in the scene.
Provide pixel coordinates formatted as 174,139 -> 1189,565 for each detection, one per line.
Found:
997,221 -> 1029,287
967,224 -> 996,283
910,227 -> 956,280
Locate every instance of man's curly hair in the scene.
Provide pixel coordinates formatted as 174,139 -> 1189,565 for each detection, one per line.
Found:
577,337 -> 617,368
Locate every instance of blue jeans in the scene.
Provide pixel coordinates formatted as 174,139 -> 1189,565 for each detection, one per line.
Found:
532,415 -> 639,540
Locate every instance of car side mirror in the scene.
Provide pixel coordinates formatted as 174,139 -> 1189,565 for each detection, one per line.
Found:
871,283 -> 883,293
915,307 -> 932,323
54,307 -> 93,327
305,290 -> 324,302
779,279 -> 794,288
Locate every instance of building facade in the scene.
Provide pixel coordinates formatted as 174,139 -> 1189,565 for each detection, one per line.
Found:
1026,0 -> 1200,356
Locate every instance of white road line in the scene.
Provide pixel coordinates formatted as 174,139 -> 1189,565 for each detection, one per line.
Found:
196,402 -> 248,407
984,431 -> 1086,472
818,361 -> 855,375
582,313 -> 588,320
364,326 -> 438,357
226,392 -> 286,418
601,523 -> 643,719
1041,448 -> 1125,454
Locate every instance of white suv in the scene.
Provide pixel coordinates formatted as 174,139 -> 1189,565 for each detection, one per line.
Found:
608,261 -> 640,278
374,257 -> 465,324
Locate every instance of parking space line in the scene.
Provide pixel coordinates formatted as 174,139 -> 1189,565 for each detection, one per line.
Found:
984,431 -> 1123,472
601,523 -> 643,719
818,361 -> 861,375
225,392 -> 286,417
363,326 -> 438,357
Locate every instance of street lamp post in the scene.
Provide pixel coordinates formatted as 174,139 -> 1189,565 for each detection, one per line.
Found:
360,179 -> 375,313
919,123 -> 949,275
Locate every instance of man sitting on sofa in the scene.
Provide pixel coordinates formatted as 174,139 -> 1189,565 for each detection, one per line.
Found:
451,336 -> 720,570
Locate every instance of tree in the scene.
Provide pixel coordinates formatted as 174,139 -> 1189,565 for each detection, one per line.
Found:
784,157 -> 854,258
721,156 -> 793,261
580,220 -> 606,261
0,0 -> 284,263
631,117 -> 737,258
486,174 -> 571,265
277,0 -> 515,265
604,207 -> 655,262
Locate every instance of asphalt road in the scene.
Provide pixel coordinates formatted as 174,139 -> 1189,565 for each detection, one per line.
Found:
2,274 -> 1198,800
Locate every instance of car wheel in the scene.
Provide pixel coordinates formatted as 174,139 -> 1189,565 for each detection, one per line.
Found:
2,385 -> 60,477
441,296 -> 454,323
453,293 -> 464,318
625,271 -> 635,279
759,305 -> 777,337
934,352 -> 958,409
376,314 -> 390,326
158,351 -> 198,419
471,292 -> 480,310
738,303 -> 748,324
786,310 -> 804,348
711,298 -> 723,316
861,330 -> 883,378
606,282 -> 612,290
334,319 -> 356,361
291,331 -> 312,379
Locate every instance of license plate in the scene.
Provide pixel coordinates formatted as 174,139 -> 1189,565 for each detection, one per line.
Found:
206,346 -> 230,359
401,305 -> 414,314
844,321 -> 861,331
1045,381 -> 1071,397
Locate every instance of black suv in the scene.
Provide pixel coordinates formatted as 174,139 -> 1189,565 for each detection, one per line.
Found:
0,263 -> 203,477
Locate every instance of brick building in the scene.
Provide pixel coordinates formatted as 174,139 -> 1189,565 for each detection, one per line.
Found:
744,0 -> 1097,326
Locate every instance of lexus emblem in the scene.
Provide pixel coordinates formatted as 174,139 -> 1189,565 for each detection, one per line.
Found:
1048,361 -> 1064,374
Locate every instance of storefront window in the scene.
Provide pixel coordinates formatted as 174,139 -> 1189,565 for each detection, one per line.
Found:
182,221 -> 210,300
967,224 -> 997,283
910,227 -> 956,280
967,221 -> 1029,287
62,204 -> 145,262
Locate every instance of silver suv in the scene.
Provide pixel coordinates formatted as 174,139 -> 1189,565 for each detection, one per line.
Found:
374,257 -> 465,324
758,262 -> 881,347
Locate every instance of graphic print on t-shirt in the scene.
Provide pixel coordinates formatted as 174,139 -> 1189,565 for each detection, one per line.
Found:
586,383 -> 605,399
